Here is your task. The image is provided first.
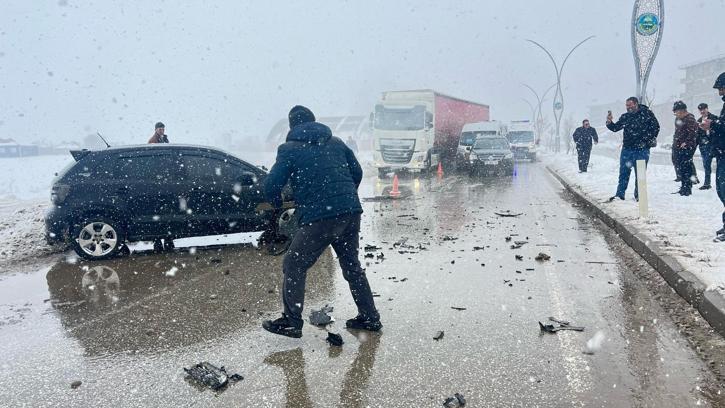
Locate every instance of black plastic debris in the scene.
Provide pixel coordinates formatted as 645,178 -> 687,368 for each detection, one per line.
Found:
515,255 -> 523,261
364,245 -> 382,251
443,393 -> 466,407
433,331 -> 445,341
451,306 -> 466,311
326,332 -> 344,347
443,397 -> 457,407
184,362 -> 243,390
309,305 -> 334,326
535,252 -> 551,261
455,393 -> 467,406
539,320 -> 585,333
70,380 -> 82,389
495,211 -> 523,217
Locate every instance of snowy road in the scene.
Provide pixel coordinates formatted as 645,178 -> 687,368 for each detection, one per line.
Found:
0,162 -> 723,407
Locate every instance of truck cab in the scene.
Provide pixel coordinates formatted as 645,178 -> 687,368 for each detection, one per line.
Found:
507,120 -> 537,161
455,121 -> 507,169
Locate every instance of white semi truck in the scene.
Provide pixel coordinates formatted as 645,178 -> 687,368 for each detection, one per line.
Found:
372,90 -> 489,177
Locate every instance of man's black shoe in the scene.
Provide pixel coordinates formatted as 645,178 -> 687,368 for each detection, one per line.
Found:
699,185 -> 712,190
607,196 -> 624,202
714,233 -> 725,243
693,178 -> 700,185
262,315 -> 302,338
674,178 -> 681,182
717,227 -> 725,235
345,315 -> 383,332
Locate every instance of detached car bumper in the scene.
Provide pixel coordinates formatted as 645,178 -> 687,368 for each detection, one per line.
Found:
44,206 -> 70,244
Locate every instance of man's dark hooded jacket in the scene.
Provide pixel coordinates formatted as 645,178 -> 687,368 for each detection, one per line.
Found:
265,121 -> 363,224
572,126 -> 598,149
711,99 -> 725,157
606,105 -> 660,149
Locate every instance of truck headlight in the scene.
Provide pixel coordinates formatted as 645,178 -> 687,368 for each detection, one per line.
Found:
416,154 -> 426,162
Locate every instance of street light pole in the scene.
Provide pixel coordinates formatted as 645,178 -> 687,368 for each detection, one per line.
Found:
527,36 -> 595,153
522,83 -> 556,147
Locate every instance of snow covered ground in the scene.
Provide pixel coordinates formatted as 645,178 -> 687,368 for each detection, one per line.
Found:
545,153 -> 725,297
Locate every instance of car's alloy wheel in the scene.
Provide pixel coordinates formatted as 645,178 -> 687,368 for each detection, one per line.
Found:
76,221 -> 120,258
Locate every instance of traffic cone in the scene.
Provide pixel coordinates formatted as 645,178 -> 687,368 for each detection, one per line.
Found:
390,174 -> 401,197
437,162 -> 444,177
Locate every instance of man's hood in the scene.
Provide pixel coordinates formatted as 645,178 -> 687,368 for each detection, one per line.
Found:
286,122 -> 333,145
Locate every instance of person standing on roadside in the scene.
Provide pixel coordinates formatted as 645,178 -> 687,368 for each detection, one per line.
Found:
262,105 -> 381,338
671,101 -> 699,196
147,122 -> 169,144
606,97 -> 660,201
572,119 -> 598,173
697,103 -> 718,190
700,72 -> 725,241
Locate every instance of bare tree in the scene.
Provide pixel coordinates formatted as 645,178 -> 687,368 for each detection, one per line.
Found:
562,115 -> 575,155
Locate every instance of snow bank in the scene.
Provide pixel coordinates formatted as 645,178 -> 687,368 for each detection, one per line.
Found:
545,153 -> 725,297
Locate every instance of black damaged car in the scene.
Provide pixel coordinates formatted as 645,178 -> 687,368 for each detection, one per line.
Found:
45,144 -> 294,260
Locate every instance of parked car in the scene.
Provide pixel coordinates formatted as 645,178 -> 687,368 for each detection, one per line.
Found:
468,135 -> 514,176
45,144 -> 294,260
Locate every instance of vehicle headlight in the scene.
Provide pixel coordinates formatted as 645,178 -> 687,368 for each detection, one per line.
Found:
505,153 -> 513,159
416,154 -> 426,161
469,153 -> 477,162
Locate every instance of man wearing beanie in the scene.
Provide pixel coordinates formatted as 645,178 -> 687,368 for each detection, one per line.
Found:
262,105 -> 381,338
671,101 -> 699,196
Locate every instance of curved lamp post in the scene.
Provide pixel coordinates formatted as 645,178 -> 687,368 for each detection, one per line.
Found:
527,36 -> 595,153
522,83 -> 556,145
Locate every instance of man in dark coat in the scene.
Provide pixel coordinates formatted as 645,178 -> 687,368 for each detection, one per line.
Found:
262,105 -> 381,338
697,103 -> 719,190
701,72 -> 725,241
671,101 -> 699,196
606,97 -> 660,201
147,122 -> 169,144
572,119 -> 598,172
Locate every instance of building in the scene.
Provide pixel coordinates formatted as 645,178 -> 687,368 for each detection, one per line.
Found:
679,54 -> 725,111
0,138 -> 39,158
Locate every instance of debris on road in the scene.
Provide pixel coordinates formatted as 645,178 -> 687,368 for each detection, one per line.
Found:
443,393 -> 467,407
539,320 -> 585,333
535,252 -> 551,262
548,316 -> 570,326
515,255 -> 523,261
309,304 -> 334,326
495,211 -> 523,217
326,332 -> 344,347
583,330 -> 606,355
184,362 -> 243,390
433,331 -> 445,341
70,380 -> 82,389
364,244 -> 382,252
451,306 -> 467,311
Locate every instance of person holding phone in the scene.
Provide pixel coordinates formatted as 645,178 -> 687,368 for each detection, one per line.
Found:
700,72 -> 725,241
605,97 -> 660,202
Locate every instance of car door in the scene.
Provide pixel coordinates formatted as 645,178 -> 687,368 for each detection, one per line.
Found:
179,152 -> 266,236
110,152 -> 187,240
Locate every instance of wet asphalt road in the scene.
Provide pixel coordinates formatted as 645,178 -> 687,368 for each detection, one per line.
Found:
0,161 -> 723,407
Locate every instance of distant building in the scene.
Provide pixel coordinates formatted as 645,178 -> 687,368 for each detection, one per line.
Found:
679,54 -> 725,111
0,138 -> 39,158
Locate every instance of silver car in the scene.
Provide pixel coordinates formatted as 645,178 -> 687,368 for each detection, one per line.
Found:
468,136 -> 514,175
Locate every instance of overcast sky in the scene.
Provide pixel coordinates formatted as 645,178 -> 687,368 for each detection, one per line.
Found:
1,0 -> 723,146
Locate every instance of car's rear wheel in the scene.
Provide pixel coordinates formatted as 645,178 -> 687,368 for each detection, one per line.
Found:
72,217 -> 125,260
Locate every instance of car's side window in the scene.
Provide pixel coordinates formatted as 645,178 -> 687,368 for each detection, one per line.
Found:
114,154 -> 182,182
181,154 -> 247,186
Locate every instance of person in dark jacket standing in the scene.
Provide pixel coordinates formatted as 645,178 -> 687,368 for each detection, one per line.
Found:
700,72 -> 725,241
671,101 -> 699,196
697,103 -> 718,190
572,119 -> 598,172
606,97 -> 660,201
147,122 -> 169,144
262,106 -> 381,338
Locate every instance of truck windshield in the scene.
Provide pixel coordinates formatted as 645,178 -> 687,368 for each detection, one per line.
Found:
374,105 -> 425,131
508,131 -> 534,143
474,138 -> 509,150
460,131 -> 497,146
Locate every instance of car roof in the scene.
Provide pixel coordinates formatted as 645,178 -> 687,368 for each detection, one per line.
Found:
89,144 -> 228,155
